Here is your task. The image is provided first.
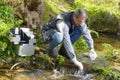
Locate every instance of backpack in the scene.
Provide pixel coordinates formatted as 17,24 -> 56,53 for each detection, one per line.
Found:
41,15 -> 63,43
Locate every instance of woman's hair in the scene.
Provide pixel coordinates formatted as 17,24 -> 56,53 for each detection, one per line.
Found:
73,9 -> 87,18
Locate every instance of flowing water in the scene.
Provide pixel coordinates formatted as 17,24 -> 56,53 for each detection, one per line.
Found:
0,68 -> 96,80
0,60 -> 98,80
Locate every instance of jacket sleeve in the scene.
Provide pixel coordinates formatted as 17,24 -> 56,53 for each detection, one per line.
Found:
56,20 -> 76,59
80,23 -> 94,49
63,24 -> 76,59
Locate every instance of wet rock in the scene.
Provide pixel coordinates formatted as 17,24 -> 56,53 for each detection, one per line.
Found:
112,66 -> 120,72
13,69 -> 65,80
13,69 -> 43,80
49,69 -> 64,79
13,74 -> 35,80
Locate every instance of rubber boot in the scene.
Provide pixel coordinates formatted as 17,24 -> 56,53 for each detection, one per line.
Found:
58,45 -> 70,59
48,49 -> 58,58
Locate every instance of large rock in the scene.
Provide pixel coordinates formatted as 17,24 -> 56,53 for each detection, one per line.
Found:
10,0 -> 45,30
112,66 -> 120,72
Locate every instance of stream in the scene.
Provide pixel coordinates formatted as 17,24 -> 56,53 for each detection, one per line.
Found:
0,68 -> 97,80
0,33 -> 120,80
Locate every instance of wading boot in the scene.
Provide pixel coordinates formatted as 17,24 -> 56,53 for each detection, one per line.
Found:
48,49 -> 58,58
58,45 -> 70,59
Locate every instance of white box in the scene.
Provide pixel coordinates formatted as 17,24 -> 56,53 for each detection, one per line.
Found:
11,35 -> 20,44
18,44 -> 35,56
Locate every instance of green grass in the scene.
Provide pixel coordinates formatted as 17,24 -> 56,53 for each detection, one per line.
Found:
93,66 -> 120,80
43,0 -> 72,23
72,0 -> 120,32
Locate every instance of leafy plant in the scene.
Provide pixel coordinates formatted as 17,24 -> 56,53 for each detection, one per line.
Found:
36,33 -> 44,46
90,29 -> 99,38
93,66 -> 120,80
74,36 -> 89,53
72,0 -> 120,33
101,43 -> 120,60
58,56 -> 65,65
0,1 -> 22,61
74,30 -> 99,53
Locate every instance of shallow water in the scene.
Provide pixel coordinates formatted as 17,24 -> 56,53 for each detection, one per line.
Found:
13,69 -> 97,80
94,33 -> 120,51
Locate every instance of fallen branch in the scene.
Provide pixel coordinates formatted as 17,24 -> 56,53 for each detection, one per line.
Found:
9,62 -> 28,71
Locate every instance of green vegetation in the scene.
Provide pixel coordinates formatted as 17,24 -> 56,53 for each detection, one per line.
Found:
43,0 -> 71,22
0,1 -> 15,60
58,56 -> 65,65
36,33 -> 44,46
44,0 -> 120,33
44,0 -> 71,14
72,0 -> 120,33
93,43 -> 120,80
74,36 -> 89,53
94,66 -> 120,80
0,1 -> 22,60
100,43 -> 120,60
74,30 -> 99,53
